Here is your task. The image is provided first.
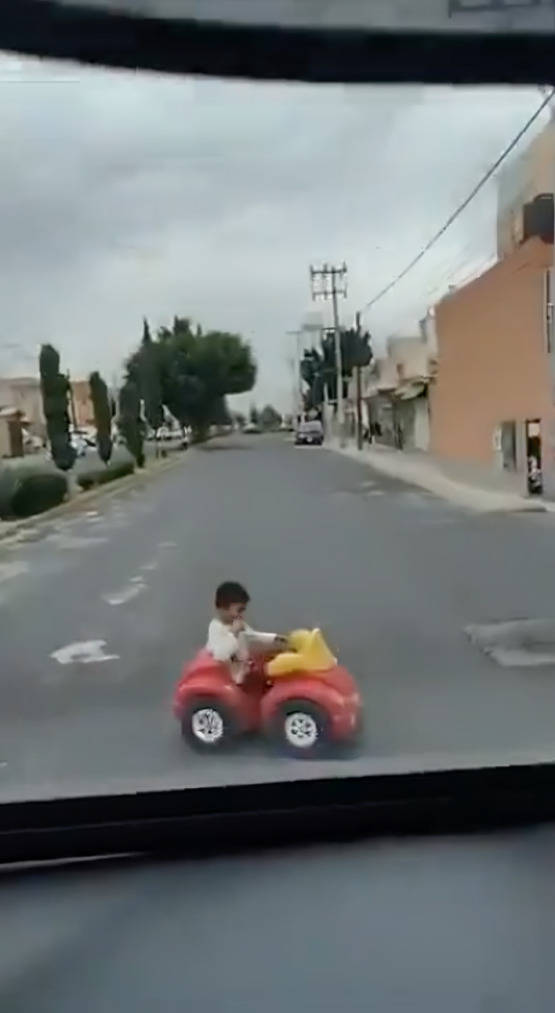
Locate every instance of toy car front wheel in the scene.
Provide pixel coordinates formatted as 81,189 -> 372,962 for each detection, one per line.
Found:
270,699 -> 331,759
181,697 -> 237,752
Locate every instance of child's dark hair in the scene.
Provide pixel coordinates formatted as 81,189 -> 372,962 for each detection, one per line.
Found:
215,581 -> 250,609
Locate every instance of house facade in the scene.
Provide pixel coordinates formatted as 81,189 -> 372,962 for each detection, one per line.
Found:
496,119 -> 555,260
430,236 -> 555,491
363,335 -> 434,451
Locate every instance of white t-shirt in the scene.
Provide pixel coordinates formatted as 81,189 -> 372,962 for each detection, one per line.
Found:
206,618 -> 275,663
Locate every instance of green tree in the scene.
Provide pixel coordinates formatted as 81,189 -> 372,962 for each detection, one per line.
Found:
89,371 -> 113,465
249,405 -> 260,426
118,379 -> 145,467
233,411 -> 246,430
260,404 -> 282,431
301,327 -> 373,412
209,398 -> 232,427
39,344 -> 75,472
139,318 -> 164,436
127,316 -> 256,443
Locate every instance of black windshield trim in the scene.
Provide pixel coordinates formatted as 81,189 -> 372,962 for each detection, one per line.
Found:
0,1 -> 553,84
2,761 -> 555,867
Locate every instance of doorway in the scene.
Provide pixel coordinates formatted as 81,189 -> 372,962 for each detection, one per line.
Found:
525,419 -> 543,495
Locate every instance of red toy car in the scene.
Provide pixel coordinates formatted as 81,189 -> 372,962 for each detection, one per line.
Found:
173,628 -> 362,758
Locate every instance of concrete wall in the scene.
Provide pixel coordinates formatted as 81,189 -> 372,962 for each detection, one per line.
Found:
71,379 -> 94,429
431,237 -> 554,470
497,120 -> 554,259
413,397 -> 430,451
0,378 -> 44,434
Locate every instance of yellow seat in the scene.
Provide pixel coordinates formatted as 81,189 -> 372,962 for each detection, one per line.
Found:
267,628 -> 336,677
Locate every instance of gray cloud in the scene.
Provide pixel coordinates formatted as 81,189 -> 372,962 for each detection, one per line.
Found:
0,55 -> 545,407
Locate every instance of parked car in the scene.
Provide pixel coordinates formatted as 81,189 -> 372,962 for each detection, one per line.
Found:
295,420 -> 324,446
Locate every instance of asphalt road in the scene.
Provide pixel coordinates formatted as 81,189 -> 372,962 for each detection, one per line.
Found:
2,434 -> 555,800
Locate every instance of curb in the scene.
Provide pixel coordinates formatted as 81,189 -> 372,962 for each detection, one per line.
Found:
326,442 -> 548,515
0,449 -> 191,544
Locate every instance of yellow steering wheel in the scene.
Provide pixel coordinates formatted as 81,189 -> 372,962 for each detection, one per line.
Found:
266,628 -> 336,677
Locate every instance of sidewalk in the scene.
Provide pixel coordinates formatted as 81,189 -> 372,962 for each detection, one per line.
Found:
327,440 -> 550,515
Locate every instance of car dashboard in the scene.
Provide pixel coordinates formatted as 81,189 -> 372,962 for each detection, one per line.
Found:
2,825 -> 554,1012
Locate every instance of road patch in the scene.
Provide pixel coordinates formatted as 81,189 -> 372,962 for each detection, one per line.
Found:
466,619 -> 555,667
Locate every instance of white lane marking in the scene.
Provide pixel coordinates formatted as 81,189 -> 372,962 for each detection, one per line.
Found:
0,561 -> 28,583
102,581 -> 147,605
51,640 -> 119,665
140,561 -> 158,572
130,575 -> 146,585
366,489 -> 385,497
158,540 -> 177,548
86,510 -> 99,518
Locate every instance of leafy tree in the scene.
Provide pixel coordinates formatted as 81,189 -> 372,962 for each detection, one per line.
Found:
341,327 -> 373,373
39,344 -> 75,472
118,379 -> 145,467
260,404 -> 282,431
89,371 -> 113,465
301,327 -> 373,412
233,411 -> 246,430
249,405 -> 260,425
209,397 -> 232,427
126,317 -> 256,443
139,318 -> 164,436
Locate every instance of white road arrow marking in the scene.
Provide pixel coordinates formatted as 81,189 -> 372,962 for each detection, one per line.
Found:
102,580 -> 147,605
51,640 -> 119,665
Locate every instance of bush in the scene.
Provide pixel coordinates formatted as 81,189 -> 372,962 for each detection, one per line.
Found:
76,458 -> 134,492
0,467 -> 68,520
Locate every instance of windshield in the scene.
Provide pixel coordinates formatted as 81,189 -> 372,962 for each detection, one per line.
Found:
0,57 -> 554,804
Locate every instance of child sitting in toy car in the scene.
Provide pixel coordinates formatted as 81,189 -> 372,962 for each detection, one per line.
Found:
206,581 -> 288,684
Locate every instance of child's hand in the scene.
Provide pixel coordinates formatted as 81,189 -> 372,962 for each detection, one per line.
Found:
231,618 -> 246,634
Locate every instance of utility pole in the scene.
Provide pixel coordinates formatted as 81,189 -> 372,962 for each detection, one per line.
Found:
354,311 -> 364,451
310,262 -> 347,445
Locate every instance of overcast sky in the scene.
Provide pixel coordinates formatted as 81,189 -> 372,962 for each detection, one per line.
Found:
0,55 -> 547,411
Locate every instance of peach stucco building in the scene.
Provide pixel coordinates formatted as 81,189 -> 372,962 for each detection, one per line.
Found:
430,237 -> 554,484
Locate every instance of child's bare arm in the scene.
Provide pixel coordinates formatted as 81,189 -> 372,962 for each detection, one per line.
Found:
244,625 -> 288,648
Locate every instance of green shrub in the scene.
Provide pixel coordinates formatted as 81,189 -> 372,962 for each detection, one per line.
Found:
0,468 -> 68,519
0,468 -> 18,519
76,458 -> 134,492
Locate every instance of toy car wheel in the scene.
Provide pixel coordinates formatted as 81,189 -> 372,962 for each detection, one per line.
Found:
270,699 -> 331,759
181,697 -> 237,752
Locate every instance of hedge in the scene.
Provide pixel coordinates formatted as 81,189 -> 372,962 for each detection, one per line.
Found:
77,458 -> 135,492
0,467 -> 68,520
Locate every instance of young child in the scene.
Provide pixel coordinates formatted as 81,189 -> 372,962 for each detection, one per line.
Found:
206,581 -> 286,684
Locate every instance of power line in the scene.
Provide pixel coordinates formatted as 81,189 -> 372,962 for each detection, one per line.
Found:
359,89 -> 555,317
